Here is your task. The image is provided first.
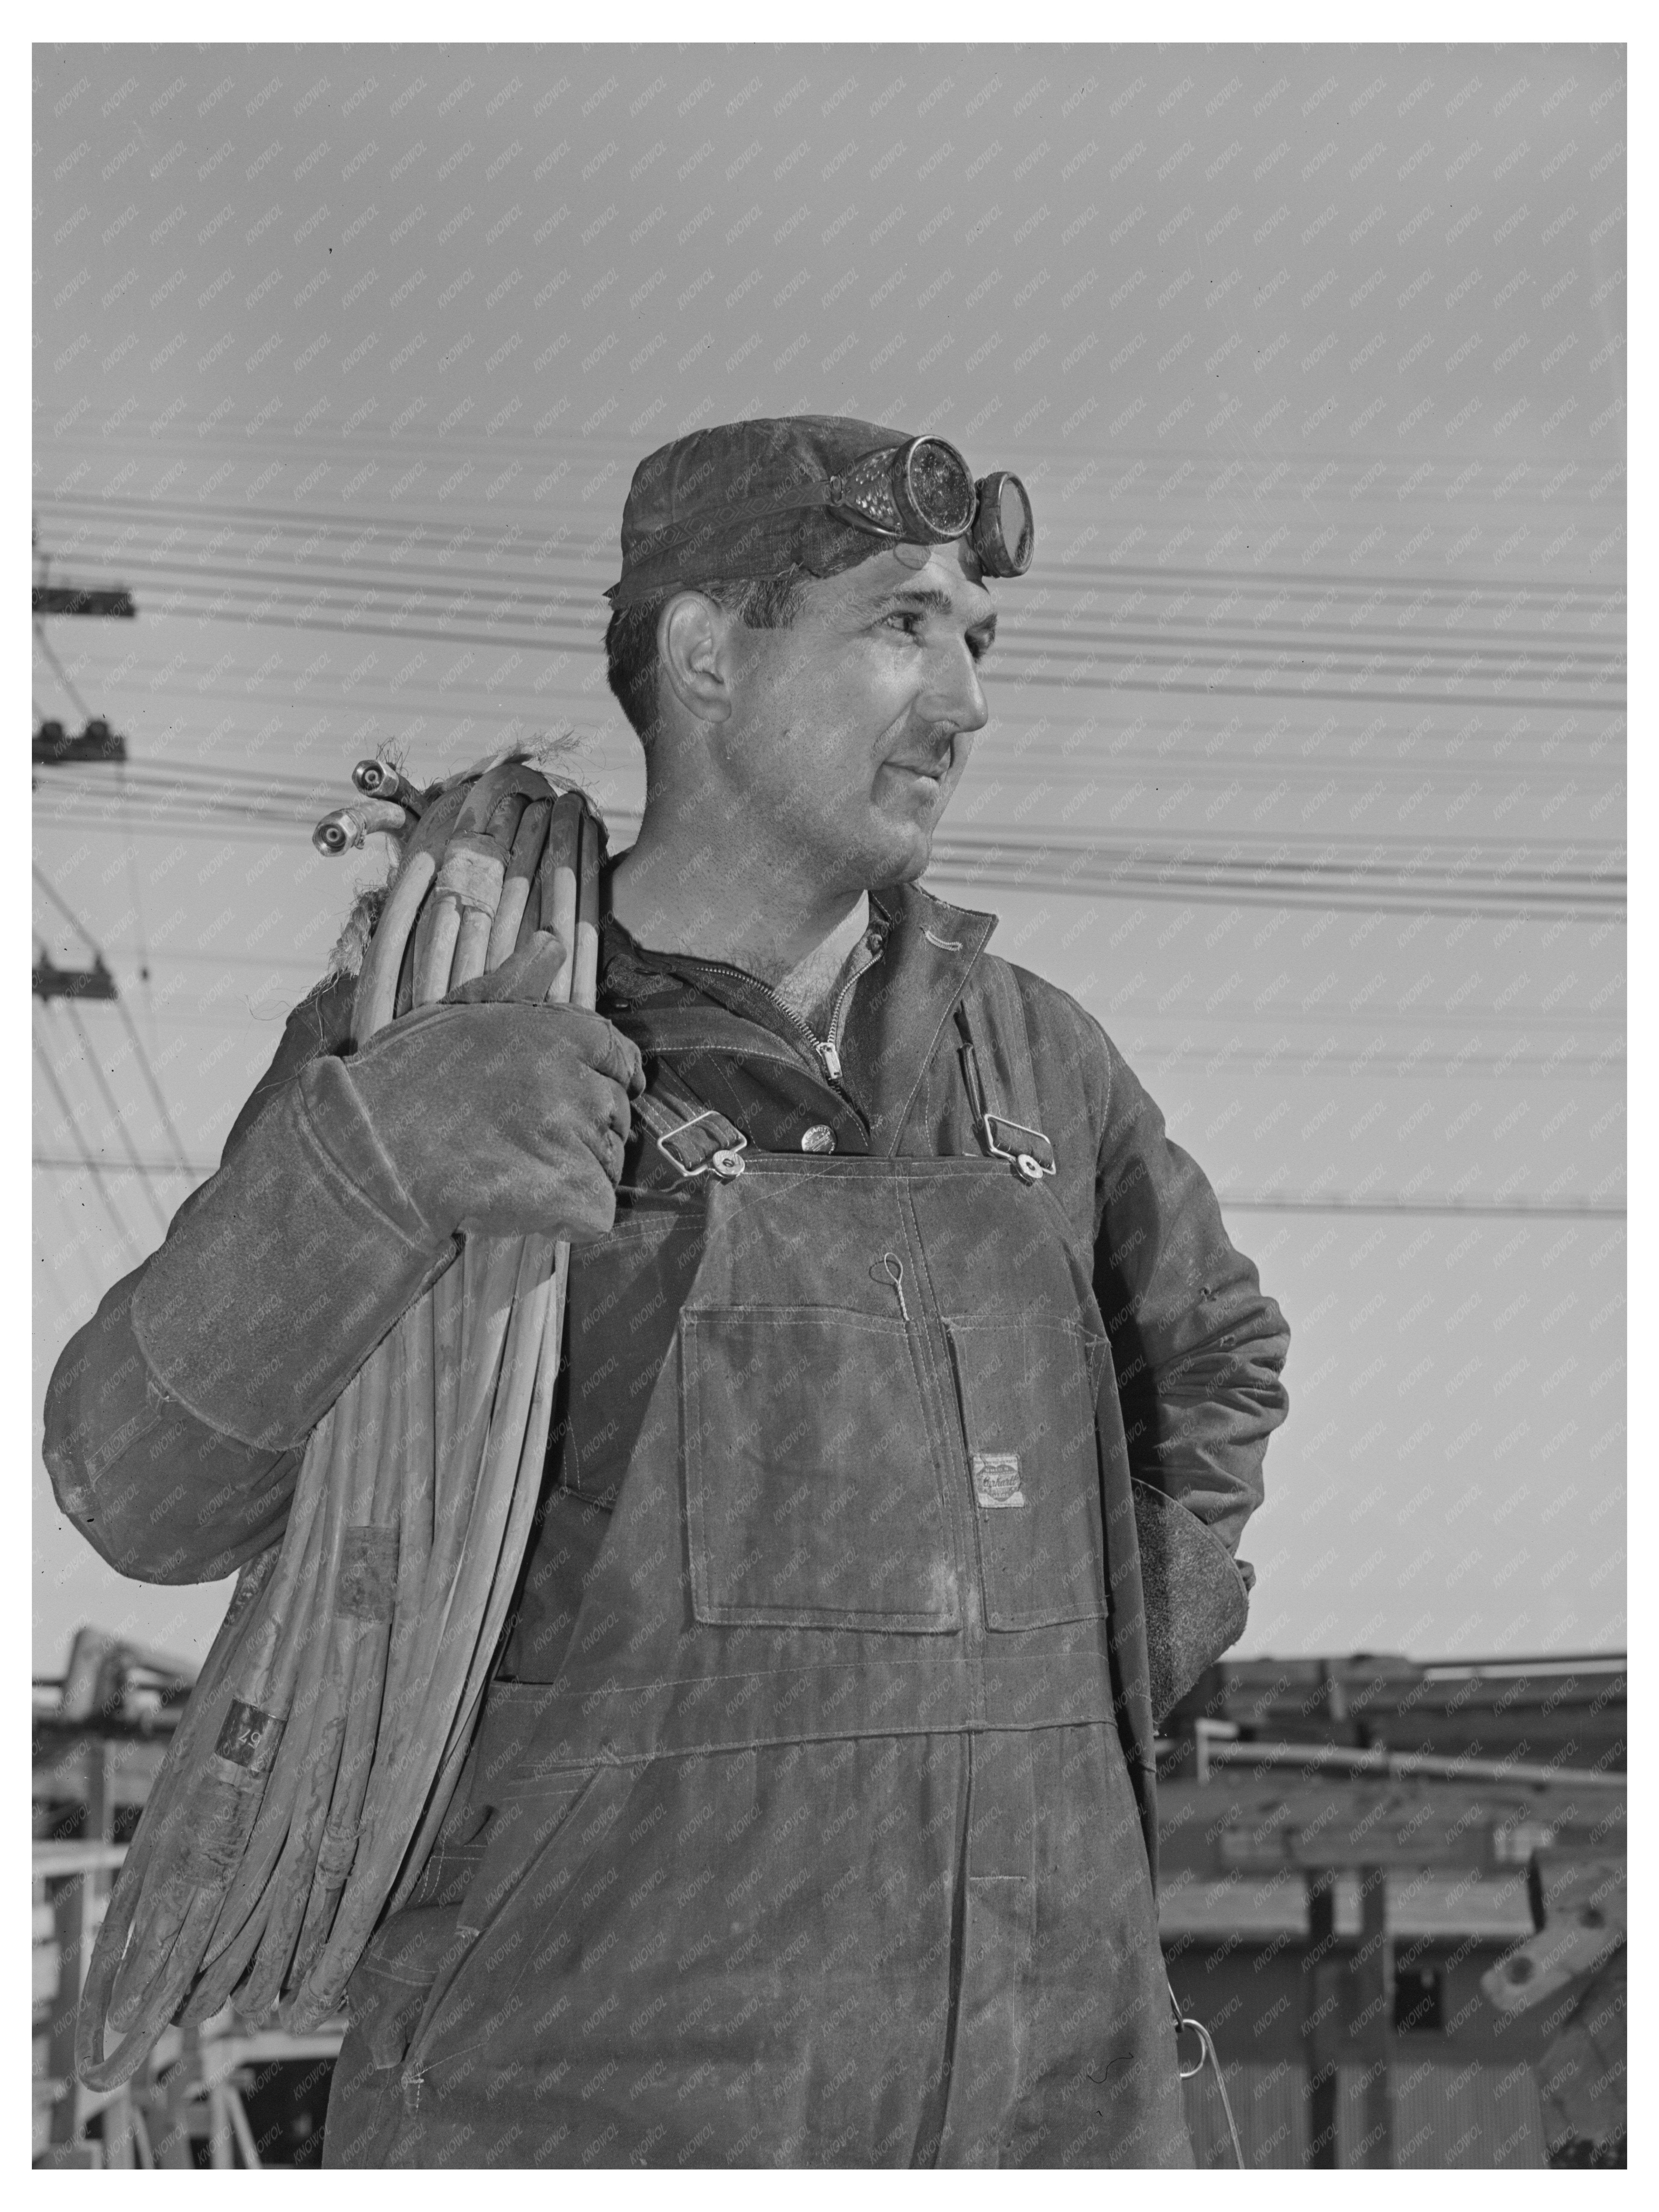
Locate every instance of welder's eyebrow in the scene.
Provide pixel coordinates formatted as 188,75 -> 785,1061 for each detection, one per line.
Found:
875,586 -> 999,654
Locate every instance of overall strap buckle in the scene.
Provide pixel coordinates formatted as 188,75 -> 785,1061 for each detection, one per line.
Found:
980,1113 -> 1057,1184
632,1085 -> 749,1181
653,1107 -> 748,1181
957,961 -> 1059,1184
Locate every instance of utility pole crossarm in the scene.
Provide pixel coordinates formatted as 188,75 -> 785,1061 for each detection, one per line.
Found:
33,718 -> 128,765
33,956 -> 118,1004
33,585 -> 136,618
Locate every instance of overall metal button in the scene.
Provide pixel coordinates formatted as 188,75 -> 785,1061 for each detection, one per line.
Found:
801,1124 -> 835,1153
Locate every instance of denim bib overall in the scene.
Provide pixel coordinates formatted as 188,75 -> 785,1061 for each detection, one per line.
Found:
325,977 -> 1192,2169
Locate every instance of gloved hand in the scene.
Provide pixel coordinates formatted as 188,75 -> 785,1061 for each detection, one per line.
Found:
119,931 -> 645,1463
336,931 -> 646,1245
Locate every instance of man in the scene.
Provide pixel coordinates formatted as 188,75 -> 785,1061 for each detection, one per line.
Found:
46,416 -> 1290,2167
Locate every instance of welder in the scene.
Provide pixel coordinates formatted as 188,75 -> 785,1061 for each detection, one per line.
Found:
45,415 -> 1291,2167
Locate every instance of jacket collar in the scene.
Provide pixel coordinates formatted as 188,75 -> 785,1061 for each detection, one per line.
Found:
597,869 -> 998,1154
853,881 -> 997,1156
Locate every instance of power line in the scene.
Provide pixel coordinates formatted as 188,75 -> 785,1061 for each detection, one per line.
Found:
82,748 -> 1614,824
31,1026 -> 145,1268
34,1154 -> 207,1182
111,991 -> 194,1177
922,835 -> 1624,922
33,621 -> 93,722
1220,1194 -> 1624,1219
52,944 -> 328,974
1043,558 -> 1626,608
1129,1046 -> 1621,1080
53,535 -> 1630,661
57,1006 -> 171,1235
42,785 -> 1619,874
74,553 -> 1628,664
51,931 -> 1620,1026
32,864 -> 194,1175
1015,613 -> 1627,660
31,1154 -> 1621,1223
92,1007 -> 1626,1076
90,578 -> 1629,704
31,863 -> 103,955
51,731 -> 1630,803
39,1171 -> 113,1311
992,667 -> 1623,713
36,785 -> 1626,922
50,640 -> 1630,733
108,600 -> 1622,713
36,488 -> 1628,608
33,403 -> 1619,468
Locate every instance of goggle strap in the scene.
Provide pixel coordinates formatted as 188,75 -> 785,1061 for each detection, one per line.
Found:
617,444 -> 1031,584
623,477 -> 851,566
625,441 -> 959,563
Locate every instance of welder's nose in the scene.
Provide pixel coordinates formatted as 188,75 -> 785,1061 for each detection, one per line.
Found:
922,641 -> 990,738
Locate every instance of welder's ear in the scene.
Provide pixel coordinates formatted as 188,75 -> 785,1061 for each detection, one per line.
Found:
658,591 -> 736,726
446,929 -> 571,1007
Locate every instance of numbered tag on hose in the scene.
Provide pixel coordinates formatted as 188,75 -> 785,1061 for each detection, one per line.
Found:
215,1699 -> 284,1774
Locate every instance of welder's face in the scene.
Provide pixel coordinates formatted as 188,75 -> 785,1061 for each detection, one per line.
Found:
715,543 -> 996,894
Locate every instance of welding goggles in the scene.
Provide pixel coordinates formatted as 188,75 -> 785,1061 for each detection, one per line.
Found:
607,417 -> 1036,609
826,438 -> 1034,577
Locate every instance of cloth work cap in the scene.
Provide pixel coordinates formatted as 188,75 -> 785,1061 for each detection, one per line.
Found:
608,415 -> 934,610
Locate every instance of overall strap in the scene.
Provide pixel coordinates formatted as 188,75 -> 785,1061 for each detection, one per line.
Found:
954,959 -> 1058,1183
630,1066 -> 749,1182
610,1007 -> 766,1182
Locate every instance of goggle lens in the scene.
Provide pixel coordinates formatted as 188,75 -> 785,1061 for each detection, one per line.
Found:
900,438 -> 977,540
973,471 -> 1035,577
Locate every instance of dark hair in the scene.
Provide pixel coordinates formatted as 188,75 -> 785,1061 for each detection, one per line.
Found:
603,569 -> 807,741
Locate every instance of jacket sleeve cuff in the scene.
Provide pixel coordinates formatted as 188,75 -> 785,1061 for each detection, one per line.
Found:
1130,1480 -> 1251,1722
130,1061 -> 450,1451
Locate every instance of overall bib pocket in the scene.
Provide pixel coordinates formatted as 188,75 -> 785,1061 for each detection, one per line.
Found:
944,1319 -> 1111,1630
681,1304 -> 962,1632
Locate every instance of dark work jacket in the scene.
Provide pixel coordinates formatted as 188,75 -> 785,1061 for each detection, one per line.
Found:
44,877 -> 1289,1632
44,879 -> 1290,2164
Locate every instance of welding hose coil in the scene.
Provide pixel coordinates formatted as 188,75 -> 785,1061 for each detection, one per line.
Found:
77,767 -> 603,2090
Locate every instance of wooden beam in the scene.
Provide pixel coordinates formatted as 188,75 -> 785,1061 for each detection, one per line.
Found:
1305,1872 -> 1340,2167
1158,1774 -> 1625,1876
1354,1872 -> 1395,2168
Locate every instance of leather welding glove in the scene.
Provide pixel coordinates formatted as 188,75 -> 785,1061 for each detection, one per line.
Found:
333,930 -> 647,1242
118,931 -> 644,1461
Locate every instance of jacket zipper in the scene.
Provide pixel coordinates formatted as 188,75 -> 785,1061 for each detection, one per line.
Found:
687,938 -> 883,1090
818,955 -> 875,1082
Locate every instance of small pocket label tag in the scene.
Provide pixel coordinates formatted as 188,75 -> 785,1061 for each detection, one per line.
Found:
971,1452 -> 1026,1509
